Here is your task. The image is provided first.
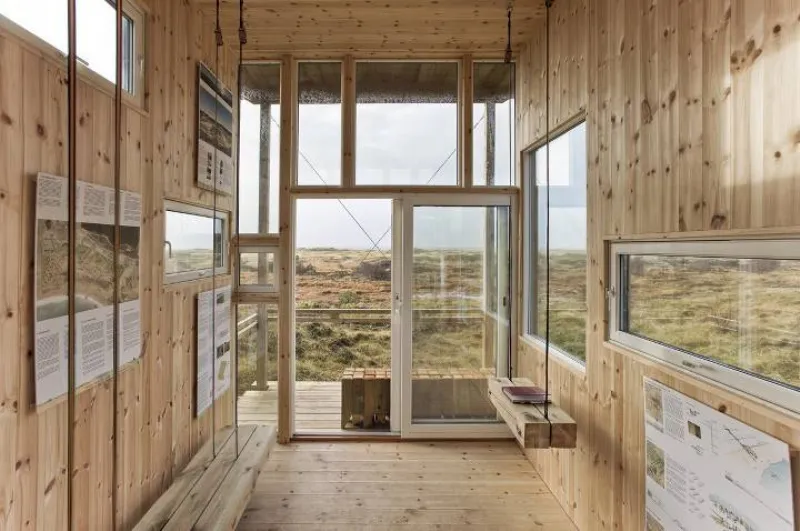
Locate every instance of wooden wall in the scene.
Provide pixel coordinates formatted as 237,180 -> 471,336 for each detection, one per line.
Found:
0,0 -> 239,529
515,0 -> 800,530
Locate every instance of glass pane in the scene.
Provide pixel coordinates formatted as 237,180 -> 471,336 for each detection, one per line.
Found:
624,255 -> 800,389
0,0 -> 134,91
164,209 -> 226,276
411,206 -> 509,423
236,303 -> 278,424
239,251 -> 276,288
295,199 -> 393,432
239,63 -> 280,234
298,62 -> 342,186
473,62 -> 515,186
531,122 -> 587,361
356,62 -> 459,186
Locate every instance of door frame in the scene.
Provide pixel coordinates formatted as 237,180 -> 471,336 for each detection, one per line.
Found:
397,194 -> 515,439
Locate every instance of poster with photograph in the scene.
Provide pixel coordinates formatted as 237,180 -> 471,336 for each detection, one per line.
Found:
196,285 -> 232,416
196,63 -> 234,195
643,377 -> 795,531
34,173 -> 142,406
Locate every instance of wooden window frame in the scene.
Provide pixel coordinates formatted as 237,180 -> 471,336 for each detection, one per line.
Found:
164,200 -> 230,285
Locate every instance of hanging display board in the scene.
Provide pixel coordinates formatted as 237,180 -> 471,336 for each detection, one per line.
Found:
196,63 -> 234,195
34,173 -> 142,406
196,285 -> 232,416
643,377 -> 795,531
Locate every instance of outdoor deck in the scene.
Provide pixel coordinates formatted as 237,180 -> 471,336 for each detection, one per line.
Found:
237,381 -> 342,432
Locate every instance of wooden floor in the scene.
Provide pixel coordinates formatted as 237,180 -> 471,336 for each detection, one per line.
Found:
238,441 -> 577,530
238,381 -> 343,432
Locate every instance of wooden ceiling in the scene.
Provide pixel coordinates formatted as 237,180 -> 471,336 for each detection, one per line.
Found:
193,0 -> 547,57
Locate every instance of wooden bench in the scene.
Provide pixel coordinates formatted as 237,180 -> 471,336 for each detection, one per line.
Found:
133,425 -> 276,531
341,367 -> 497,429
488,377 -> 577,449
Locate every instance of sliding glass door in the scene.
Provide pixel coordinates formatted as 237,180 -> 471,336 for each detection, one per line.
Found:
399,196 -> 512,437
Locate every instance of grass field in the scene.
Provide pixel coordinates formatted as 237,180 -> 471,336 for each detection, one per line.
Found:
236,249 -> 800,393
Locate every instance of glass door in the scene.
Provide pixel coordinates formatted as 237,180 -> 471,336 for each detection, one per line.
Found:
400,196 -> 513,437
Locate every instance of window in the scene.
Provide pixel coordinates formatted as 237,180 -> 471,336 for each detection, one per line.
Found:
525,121 -> 587,363
164,201 -> 229,284
297,61 -> 342,186
0,0 -> 144,101
239,63 -> 280,234
356,61 -> 459,186
473,62 -> 515,186
610,240 -> 800,413
237,247 -> 278,293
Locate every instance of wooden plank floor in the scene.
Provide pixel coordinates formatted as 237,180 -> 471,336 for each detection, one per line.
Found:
238,381 -> 342,432
238,441 -> 577,530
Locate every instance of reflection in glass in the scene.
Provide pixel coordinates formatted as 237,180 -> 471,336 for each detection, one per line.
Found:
623,256 -> 800,389
298,62 -> 342,186
411,206 -> 509,423
530,122 -> 587,361
473,62 -> 514,186
356,62 -> 458,186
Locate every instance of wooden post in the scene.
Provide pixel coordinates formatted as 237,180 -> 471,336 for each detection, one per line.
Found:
461,54 -> 473,187
277,56 -> 296,444
255,104 -> 272,390
483,103 -> 497,367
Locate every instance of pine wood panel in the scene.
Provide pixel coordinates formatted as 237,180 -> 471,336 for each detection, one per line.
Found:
0,0 -> 241,528
515,1 -> 800,531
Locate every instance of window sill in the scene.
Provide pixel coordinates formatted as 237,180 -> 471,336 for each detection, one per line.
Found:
519,335 -> 587,377
604,340 -> 800,424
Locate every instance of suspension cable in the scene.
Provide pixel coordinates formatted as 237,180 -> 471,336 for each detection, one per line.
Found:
543,0 -> 553,422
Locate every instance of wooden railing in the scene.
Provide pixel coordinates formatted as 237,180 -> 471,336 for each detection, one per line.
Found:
237,307 -> 485,337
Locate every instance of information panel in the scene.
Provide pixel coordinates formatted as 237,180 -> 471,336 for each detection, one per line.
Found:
644,377 -> 795,531
34,173 -> 142,406
196,285 -> 232,416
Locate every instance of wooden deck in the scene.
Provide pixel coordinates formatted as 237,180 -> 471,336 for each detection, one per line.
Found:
237,381 -> 343,432
238,441 -> 577,530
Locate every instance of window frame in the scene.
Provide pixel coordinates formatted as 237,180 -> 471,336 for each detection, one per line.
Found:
164,200 -> 230,285
522,117 -> 588,367
0,0 -> 146,108
235,245 -> 279,294
608,239 -> 800,414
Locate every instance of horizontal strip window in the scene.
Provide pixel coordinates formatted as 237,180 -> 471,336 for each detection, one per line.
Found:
609,240 -> 800,413
0,0 -> 146,104
164,201 -> 229,284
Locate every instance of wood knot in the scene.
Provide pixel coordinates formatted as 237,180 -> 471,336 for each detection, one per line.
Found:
773,24 -> 781,35
718,404 -> 727,414
1,112 -> 12,125
641,99 -> 653,125
6,309 -> 13,318
668,90 -> 676,104
775,151 -> 782,159
36,123 -> 46,138
710,213 -> 727,229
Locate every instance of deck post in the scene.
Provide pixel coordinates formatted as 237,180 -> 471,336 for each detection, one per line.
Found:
255,104 -> 272,390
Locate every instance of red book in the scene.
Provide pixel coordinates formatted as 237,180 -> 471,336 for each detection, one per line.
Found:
502,385 -> 550,404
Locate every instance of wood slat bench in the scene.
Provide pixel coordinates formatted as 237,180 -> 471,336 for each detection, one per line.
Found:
341,367 -> 497,429
133,425 -> 276,531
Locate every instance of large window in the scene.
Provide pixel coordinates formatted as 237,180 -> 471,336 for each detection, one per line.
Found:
525,121 -> 587,363
239,63 -> 280,234
473,62 -> 515,186
0,0 -> 144,100
297,61 -> 342,186
164,201 -> 229,284
610,240 -> 800,413
355,61 -> 459,186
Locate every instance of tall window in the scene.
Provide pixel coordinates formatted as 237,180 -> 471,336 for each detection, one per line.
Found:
473,62 -> 515,186
297,61 -> 342,186
610,240 -> 800,413
355,61 -> 459,186
0,0 -> 144,99
526,121 -> 587,363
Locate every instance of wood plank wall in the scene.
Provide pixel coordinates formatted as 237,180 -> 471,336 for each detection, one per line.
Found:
515,1 -> 800,530
0,0 -> 239,529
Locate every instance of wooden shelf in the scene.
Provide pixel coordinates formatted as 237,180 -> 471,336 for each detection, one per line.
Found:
488,377 -> 577,449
